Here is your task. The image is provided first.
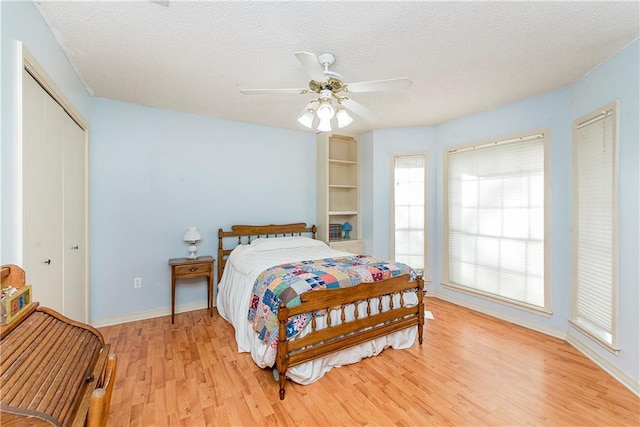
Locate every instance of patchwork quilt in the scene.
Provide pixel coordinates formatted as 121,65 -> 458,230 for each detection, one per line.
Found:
248,255 -> 416,351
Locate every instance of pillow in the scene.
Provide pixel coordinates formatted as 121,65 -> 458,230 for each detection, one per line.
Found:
248,236 -> 327,251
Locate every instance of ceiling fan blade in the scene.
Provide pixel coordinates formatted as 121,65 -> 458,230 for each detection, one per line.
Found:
240,88 -> 306,95
295,51 -> 327,82
340,98 -> 379,123
345,78 -> 412,93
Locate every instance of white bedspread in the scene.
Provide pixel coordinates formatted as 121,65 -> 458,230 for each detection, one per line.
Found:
216,236 -> 417,385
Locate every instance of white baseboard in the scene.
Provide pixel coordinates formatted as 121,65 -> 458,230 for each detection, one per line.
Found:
432,291 -> 567,340
91,301 -> 209,328
567,333 -> 640,397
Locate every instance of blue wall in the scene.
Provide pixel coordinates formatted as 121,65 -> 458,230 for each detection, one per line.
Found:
364,39 -> 639,390
90,98 -> 315,321
433,88 -> 572,330
363,89 -> 574,345
1,0 -> 92,263
360,127 -> 437,275
569,39 -> 639,387
0,2 -> 316,324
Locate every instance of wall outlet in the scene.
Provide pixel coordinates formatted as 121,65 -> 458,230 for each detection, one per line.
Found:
134,277 -> 142,288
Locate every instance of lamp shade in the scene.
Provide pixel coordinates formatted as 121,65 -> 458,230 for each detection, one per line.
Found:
183,226 -> 202,243
297,109 -> 315,128
317,118 -> 332,132
336,109 -> 353,128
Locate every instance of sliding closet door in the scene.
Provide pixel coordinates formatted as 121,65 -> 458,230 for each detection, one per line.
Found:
62,108 -> 87,322
23,69 -> 64,312
22,68 -> 87,322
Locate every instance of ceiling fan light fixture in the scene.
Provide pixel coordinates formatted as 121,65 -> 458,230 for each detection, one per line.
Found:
297,109 -> 315,128
336,108 -> 353,128
317,118 -> 332,132
241,52 -> 411,130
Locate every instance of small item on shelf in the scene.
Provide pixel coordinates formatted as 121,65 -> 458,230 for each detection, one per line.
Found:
329,223 -> 342,240
342,222 -> 352,239
1,285 -> 32,324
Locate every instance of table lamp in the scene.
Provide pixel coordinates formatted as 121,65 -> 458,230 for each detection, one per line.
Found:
342,222 -> 352,239
183,226 -> 202,259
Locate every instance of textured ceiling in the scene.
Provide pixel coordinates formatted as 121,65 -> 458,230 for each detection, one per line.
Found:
35,1 -> 639,134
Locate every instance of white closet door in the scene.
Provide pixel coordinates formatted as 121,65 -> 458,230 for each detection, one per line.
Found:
23,69 -> 64,311
22,68 -> 87,322
63,113 -> 87,321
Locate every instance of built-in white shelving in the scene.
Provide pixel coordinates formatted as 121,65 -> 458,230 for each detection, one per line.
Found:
317,134 -> 363,254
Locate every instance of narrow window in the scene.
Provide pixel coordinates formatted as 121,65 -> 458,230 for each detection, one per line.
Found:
444,132 -> 549,312
392,154 -> 427,275
571,103 -> 619,352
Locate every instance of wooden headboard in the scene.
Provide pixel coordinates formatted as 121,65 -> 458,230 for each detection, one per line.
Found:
217,223 -> 317,282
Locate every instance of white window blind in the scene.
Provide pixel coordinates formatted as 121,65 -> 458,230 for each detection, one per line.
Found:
446,134 -> 546,309
393,154 -> 426,271
571,106 -> 618,349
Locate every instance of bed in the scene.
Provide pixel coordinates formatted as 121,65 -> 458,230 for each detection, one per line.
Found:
216,223 -> 424,399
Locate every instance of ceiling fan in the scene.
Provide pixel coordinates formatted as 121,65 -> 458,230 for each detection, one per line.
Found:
240,52 -> 412,132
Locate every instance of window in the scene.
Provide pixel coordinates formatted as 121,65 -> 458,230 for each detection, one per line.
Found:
392,154 -> 427,274
571,103 -> 619,352
444,132 -> 549,312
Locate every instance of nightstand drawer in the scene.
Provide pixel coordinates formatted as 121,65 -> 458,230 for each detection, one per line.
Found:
175,262 -> 212,276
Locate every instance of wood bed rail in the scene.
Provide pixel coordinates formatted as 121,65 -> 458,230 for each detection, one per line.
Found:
217,223 -> 317,282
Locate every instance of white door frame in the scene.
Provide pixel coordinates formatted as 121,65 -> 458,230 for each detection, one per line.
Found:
20,45 -> 90,322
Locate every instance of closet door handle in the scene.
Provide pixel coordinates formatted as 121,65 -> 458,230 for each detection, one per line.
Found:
71,245 -> 79,250
43,259 -> 51,265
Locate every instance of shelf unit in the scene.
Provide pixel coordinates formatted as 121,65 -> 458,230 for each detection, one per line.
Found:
317,134 -> 363,254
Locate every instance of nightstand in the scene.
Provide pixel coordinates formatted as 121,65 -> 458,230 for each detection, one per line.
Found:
168,256 -> 215,324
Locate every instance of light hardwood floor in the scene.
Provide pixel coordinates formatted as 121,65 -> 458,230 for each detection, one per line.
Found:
99,298 -> 639,426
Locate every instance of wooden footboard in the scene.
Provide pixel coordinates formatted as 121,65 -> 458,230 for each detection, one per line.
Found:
276,274 -> 424,400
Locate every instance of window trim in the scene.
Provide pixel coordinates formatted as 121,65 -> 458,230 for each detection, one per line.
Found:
390,151 -> 429,279
442,129 -> 552,315
570,101 -> 620,354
